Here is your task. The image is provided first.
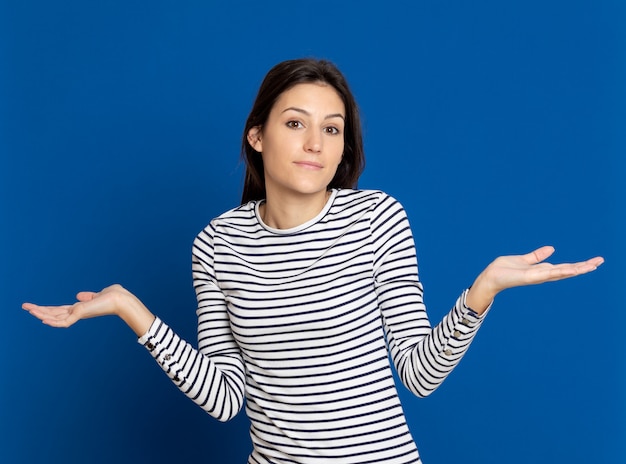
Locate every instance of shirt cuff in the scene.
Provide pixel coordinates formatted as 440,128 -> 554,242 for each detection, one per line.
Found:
137,316 -> 163,352
461,288 -> 492,323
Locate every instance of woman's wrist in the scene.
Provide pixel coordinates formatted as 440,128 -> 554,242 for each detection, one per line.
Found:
115,291 -> 156,337
465,273 -> 498,315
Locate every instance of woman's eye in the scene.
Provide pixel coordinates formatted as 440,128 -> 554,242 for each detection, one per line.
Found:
286,121 -> 302,129
324,126 -> 340,135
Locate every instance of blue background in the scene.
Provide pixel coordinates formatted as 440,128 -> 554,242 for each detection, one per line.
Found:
1,1 -> 624,463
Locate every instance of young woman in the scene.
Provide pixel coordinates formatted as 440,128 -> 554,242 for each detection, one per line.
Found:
23,58 -> 603,463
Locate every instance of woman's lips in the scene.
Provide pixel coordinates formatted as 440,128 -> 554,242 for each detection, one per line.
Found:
294,161 -> 323,169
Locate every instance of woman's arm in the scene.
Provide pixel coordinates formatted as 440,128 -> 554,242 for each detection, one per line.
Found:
371,193 -> 604,397
23,279 -> 246,422
22,226 -> 247,422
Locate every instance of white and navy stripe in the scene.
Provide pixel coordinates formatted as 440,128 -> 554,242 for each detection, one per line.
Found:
139,189 -> 488,463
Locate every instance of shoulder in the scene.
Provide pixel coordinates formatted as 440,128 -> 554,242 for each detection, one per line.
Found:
334,188 -> 395,205
213,201 -> 257,225
195,201 -> 260,244
334,188 -> 406,216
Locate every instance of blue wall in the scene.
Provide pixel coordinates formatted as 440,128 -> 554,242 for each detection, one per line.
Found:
1,1 -> 624,462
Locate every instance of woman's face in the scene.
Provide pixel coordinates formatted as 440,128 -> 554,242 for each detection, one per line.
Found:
248,82 -> 345,201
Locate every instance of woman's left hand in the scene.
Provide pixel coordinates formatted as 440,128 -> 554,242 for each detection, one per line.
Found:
465,246 -> 604,314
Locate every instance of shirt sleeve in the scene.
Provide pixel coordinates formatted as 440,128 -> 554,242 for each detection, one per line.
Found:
137,222 -> 246,422
370,193 -> 491,397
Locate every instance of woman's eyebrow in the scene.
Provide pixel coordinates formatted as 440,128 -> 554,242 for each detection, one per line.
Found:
281,106 -> 345,120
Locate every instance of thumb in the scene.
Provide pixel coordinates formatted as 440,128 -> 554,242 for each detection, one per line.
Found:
76,291 -> 98,302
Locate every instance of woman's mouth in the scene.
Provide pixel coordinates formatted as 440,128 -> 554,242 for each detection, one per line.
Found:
294,161 -> 323,170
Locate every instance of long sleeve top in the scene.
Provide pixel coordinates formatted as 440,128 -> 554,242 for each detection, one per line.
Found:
138,189 -> 489,463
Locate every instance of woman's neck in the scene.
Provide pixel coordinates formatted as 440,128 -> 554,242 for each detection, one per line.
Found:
260,190 -> 332,230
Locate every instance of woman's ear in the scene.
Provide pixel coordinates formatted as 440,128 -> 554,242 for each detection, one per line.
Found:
247,127 -> 263,152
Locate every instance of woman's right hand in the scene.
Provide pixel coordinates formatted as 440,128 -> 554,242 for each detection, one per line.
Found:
23,284 -> 156,337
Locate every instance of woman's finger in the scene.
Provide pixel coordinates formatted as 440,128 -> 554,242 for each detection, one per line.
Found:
23,303 -> 67,318
76,291 -> 98,302
523,246 -> 555,265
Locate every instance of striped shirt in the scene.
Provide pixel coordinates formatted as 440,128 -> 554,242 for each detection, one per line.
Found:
139,189 -> 488,463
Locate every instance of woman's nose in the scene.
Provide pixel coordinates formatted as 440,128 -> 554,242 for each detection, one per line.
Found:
304,130 -> 322,153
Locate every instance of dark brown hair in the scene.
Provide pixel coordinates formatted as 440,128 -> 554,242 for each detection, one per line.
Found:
241,58 -> 365,204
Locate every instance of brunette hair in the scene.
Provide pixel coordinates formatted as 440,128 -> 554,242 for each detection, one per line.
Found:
240,58 -> 365,204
